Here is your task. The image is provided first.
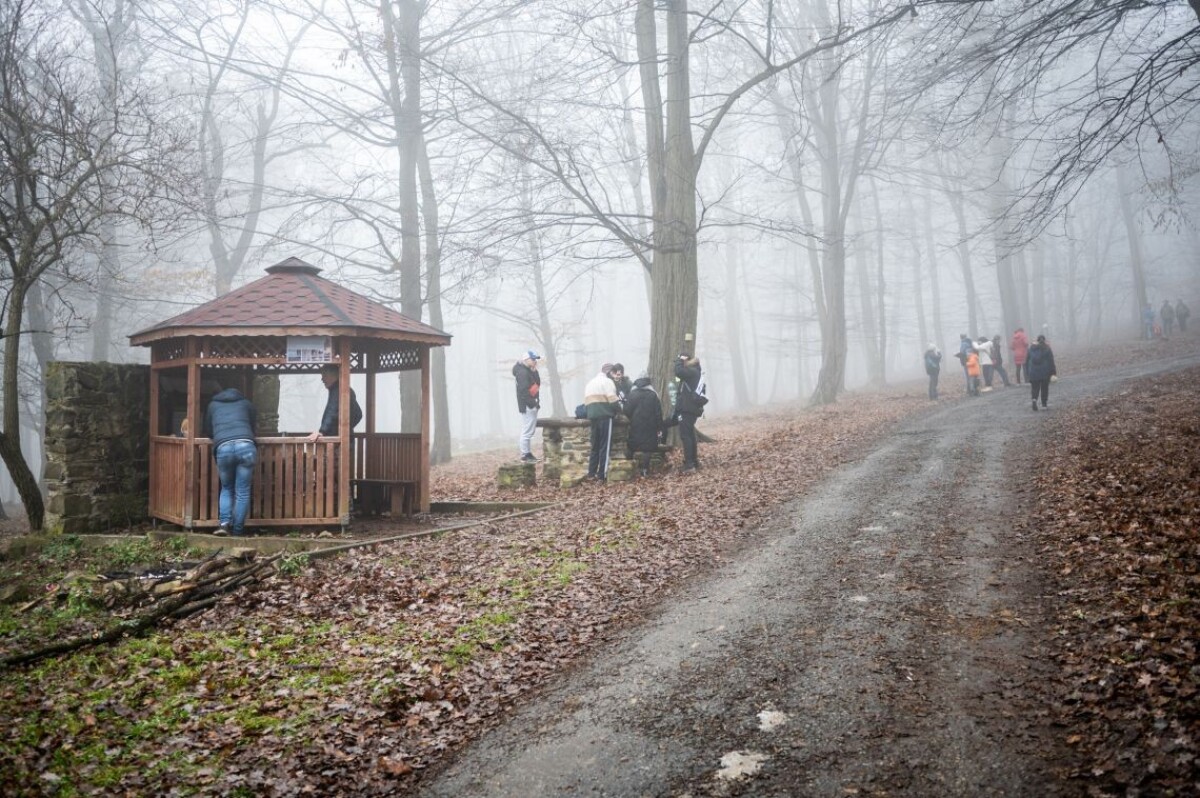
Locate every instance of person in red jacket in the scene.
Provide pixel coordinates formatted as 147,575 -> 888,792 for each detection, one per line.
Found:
1010,327 -> 1030,385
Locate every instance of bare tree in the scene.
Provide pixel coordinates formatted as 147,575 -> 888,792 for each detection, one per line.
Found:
0,0 -> 181,529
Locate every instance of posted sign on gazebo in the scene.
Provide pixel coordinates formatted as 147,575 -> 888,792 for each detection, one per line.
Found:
286,335 -> 333,363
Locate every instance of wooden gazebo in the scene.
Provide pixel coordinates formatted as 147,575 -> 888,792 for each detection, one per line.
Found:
129,257 -> 452,531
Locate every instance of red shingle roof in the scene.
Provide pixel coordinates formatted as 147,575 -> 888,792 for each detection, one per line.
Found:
130,258 -> 451,346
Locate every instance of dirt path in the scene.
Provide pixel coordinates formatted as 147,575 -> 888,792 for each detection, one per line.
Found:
417,353 -> 1200,798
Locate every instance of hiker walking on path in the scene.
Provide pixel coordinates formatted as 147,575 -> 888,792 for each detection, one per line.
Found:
584,363 -> 621,481
203,387 -> 257,537
1160,301 -> 1176,337
924,343 -> 942,400
1027,334 -> 1057,411
1010,327 -> 1029,384
512,350 -> 541,463
674,353 -> 707,472
1176,300 -> 1191,333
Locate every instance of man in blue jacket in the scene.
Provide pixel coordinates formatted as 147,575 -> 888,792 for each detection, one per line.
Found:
202,387 -> 257,536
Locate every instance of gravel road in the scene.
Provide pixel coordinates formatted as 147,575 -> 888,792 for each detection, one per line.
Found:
418,354 -> 1200,798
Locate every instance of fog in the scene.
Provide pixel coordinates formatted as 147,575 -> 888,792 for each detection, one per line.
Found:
1,0 -> 1199,500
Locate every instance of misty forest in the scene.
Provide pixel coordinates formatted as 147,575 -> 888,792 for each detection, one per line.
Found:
0,0 -> 1196,525
2,0 -> 1200,794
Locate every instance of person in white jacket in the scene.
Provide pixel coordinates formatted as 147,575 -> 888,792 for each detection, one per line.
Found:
975,337 -> 995,390
583,364 -> 621,481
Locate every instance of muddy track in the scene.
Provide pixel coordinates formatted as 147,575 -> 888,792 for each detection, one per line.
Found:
417,354 -> 1200,798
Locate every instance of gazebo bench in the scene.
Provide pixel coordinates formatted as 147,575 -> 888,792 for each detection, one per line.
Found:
352,478 -> 417,518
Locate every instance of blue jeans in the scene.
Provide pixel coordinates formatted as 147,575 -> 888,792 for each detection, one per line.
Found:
215,440 -> 257,533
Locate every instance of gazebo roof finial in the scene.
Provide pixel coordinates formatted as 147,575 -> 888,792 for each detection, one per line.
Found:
264,257 -> 322,276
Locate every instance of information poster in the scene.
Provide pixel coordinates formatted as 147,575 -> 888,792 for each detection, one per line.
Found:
286,335 -> 332,363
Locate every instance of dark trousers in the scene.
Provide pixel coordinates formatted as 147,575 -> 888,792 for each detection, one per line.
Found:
1030,379 -> 1049,407
993,363 -> 1011,386
927,371 -> 939,400
1014,362 -> 1025,384
588,416 -> 613,478
983,364 -> 994,387
679,413 -> 699,467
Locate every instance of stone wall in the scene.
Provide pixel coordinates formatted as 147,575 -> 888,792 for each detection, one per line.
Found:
44,362 -> 150,534
537,418 -> 668,487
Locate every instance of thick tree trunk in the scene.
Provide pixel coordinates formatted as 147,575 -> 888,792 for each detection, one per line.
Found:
647,0 -> 699,406
385,0 -> 424,432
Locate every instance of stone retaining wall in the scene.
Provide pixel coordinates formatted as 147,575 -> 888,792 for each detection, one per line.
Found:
44,362 -> 150,534
536,418 -> 668,487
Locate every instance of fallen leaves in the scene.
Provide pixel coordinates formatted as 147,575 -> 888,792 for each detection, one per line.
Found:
0,387 -> 937,795
1027,365 -> 1200,795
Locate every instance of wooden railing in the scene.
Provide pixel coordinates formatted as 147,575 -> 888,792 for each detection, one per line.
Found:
149,433 -> 424,528
353,433 -> 422,482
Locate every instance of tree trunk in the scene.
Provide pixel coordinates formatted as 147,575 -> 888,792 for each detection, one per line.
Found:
871,181 -> 888,386
852,206 -> 882,385
1116,164 -> 1148,333
923,188 -> 944,349
418,138 -> 452,464
384,0 -> 424,432
724,241 -> 751,407
646,0 -> 699,407
990,138 -> 1021,340
1,279 -> 45,531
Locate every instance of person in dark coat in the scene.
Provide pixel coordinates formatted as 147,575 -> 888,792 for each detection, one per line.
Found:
1176,300 -> 1191,333
202,387 -> 257,536
1026,334 -> 1057,411
624,376 -> 666,477
512,350 -> 541,463
990,335 -> 1011,386
924,343 -> 942,400
307,365 -> 363,440
673,354 -> 706,472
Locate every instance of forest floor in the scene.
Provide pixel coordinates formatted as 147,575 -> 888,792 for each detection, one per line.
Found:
0,333 -> 1198,796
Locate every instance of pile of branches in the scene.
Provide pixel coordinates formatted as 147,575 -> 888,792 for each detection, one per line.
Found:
1,549 -> 280,670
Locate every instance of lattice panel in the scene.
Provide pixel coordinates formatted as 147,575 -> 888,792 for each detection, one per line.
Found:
153,340 -> 186,362
198,337 -> 287,360
377,347 -> 421,371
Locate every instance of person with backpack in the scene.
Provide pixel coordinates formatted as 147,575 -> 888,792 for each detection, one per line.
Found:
923,343 -> 942,400
512,350 -> 541,463
673,353 -> 707,472
624,375 -> 667,477
1026,334 -> 1057,411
